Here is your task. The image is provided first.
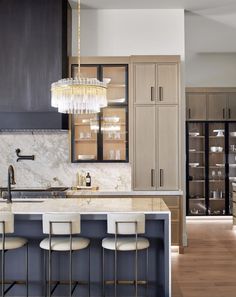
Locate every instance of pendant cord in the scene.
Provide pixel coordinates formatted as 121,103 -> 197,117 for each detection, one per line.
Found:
77,0 -> 81,78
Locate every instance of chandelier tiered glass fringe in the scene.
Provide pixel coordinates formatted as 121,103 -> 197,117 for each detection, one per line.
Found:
51,0 -> 108,114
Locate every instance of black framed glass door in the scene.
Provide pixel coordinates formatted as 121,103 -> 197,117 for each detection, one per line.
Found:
186,121 -> 236,216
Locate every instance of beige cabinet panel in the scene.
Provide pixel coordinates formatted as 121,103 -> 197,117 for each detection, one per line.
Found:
157,64 -> 178,104
171,222 -> 180,245
133,63 -> 156,104
133,106 -> 156,190
186,93 -> 207,120
228,93 -> 236,120
208,93 -> 227,120
157,106 -> 179,190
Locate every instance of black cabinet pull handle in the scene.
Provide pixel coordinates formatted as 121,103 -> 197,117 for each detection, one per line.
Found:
188,108 -> 191,119
151,87 -> 154,101
151,169 -> 155,187
159,86 -> 163,101
223,109 -> 225,119
229,108 -> 231,119
160,169 -> 164,187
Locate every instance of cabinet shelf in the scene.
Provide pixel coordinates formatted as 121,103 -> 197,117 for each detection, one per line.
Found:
73,123 -> 98,127
189,180 -> 205,182
189,136 -> 205,139
108,84 -> 126,88
209,152 -> 225,154
189,166 -> 205,169
74,139 -> 97,142
209,166 -> 225,168
103,139 -> 127,143
189,151 -> 205,154
209,179 -> 225,182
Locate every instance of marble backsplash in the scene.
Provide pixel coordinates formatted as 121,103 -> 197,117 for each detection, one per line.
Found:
0,131 -> 131,191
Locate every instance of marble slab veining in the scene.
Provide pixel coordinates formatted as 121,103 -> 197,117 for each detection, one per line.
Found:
0,132 -> 131,191
66,190 -> 183,196
0,198 -> 170,215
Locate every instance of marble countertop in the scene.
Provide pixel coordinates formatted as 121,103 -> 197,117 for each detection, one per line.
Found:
66,190 -> 183,197
0,198 -> 170,215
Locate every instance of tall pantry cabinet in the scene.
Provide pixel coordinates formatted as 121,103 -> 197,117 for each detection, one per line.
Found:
130,56 -> 181,190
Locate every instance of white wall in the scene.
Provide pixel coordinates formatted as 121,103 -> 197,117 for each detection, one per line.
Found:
185,10 -> 236,87
72,9 -> 185,58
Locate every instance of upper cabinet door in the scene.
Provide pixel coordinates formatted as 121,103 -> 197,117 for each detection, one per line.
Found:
133,106 -> 156,190
208,93 -> 227,120
157,64 -> 178,104
157,105 -> 179,190
228,93 -> 236,120
186,93 -> 207,120
133,64 -> 156,105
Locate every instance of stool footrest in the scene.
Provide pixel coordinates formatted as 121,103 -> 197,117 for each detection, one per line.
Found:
1,280 -> 26,285
46,280 -> 88,285
4,281 -> 17,295
47,280 -> 87,296
105,280 -> 147,285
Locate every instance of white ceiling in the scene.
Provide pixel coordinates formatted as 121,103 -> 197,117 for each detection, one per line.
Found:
69,0 -> 236,11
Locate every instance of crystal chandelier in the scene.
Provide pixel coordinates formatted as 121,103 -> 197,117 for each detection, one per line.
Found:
51,0 -> 109,114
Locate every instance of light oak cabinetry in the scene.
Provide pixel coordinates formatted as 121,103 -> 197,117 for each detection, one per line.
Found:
161,196 -> 182,246
131,56 -> 181,191
208,93 -> 227,120
158,106 -> 179,190
133,105 -> 179,190
186,88 -> 236,121
134,106 -> 156,190
228,93 -> 236,120
134,62 -> 178,104
186,93 -> 207,120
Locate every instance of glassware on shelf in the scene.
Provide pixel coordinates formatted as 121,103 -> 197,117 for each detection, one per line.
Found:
212,170 -> 216,180
217,170 -> 222,179
109,150 -> 115,160
115,150 -> 121,160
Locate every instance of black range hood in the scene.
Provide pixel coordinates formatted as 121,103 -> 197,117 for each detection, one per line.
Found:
0,0 -> 70,130
0,112 -> 68,130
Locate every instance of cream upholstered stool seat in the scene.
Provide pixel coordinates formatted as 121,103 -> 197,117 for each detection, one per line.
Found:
102,213 -> 149,297
102,237 -> 149,251
0,212 -> 29,297
39,213 -> 90,297
40,236 -> 90,251
1,237 -> 28,250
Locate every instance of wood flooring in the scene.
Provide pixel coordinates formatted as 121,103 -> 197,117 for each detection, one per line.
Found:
172,219 -> 236,297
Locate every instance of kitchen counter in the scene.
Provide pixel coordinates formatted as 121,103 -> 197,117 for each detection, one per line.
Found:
0,198 -> 170,297
0,197 -> 169,214
66,190 -> 183,197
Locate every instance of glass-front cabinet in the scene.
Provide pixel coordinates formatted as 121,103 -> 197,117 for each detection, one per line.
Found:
70,63 -> 128,163
187,121 -> 236,216
187,122 -> 206,215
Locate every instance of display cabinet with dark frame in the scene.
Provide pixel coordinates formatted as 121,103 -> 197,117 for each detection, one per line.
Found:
186,121 -> 236,216
70,63 -> 129,163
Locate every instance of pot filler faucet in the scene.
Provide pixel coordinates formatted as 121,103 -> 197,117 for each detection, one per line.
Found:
4,165 -> 16,204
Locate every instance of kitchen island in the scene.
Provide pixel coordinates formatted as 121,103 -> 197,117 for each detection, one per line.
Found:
0,198 -> 171,297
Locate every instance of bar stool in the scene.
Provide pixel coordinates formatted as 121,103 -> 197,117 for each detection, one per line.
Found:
0,212 -> 28,297
102,213 -> 149,297
39,213 -> 90,297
